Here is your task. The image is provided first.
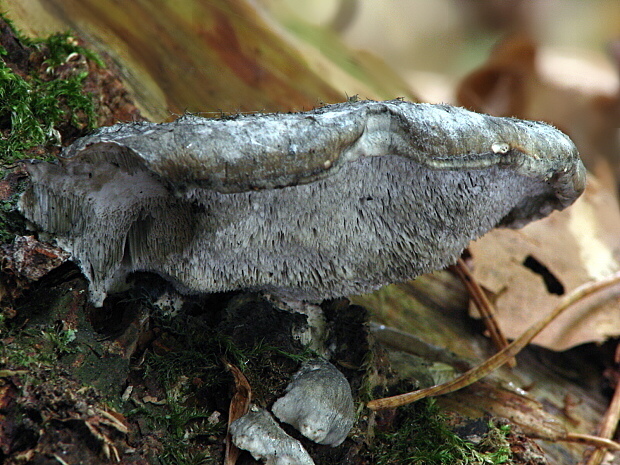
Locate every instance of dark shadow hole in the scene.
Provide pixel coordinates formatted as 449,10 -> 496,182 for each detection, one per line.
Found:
522,255 -> 565,295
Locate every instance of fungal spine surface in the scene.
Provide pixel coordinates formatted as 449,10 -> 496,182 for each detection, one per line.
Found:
19,100 -> 586,305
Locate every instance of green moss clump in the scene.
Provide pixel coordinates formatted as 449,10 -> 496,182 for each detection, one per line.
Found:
0,15 -> 104,243
0,323 -> 80,376
33,30 -> 104,69
372,399 -> 513,465
0,178 -> 26,243
0,25 -> 99,162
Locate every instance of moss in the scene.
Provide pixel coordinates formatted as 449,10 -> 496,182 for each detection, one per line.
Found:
0,287 -> 81,372
140,296 -> 313,391
41,324 -> 79,356
128,391 -> 225,465
120,292 -> 315,465
31,29 -> 104,69
0,326 -> 58,370
0,176 -> 27,243
0,15 -> 103,243
0,20 -> 99,164
372,399 -> 513,465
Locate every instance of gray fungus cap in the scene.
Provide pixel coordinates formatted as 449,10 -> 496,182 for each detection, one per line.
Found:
19,100 -> 586,305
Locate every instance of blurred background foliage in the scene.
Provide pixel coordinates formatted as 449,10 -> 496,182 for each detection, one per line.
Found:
273,0 -> 620,102
6,0 -> 620,114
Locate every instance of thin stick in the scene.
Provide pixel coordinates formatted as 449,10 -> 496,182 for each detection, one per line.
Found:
566,432 -> 620,452
368,271 -> 620,411
585,343 -> 620,465
452,258 -> 516,367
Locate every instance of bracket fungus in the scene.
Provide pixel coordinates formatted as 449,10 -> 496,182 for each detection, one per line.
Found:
18,100 -> 585,306
272,359 -> 355,447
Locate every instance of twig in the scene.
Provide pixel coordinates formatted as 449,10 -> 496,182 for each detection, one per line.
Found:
585,342 -> 620,465
367,271 -> 620,410
566,432 -> 620,451
451,257 -> 516,367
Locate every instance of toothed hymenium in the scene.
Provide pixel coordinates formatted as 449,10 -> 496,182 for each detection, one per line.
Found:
19,100 -> 585,305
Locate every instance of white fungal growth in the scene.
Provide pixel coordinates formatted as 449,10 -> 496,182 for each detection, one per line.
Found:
491,142 -> 510,154
272,359 -> 355,446
230,407 -> 315,465
18,100 -> 586,305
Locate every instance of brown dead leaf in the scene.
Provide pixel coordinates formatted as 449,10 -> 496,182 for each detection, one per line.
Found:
457,35 -> 535,117
142,395 -> 166,405
95,408 -> 129,435
458,32 -> 620,352
469,174 -> 620,351
224,359 -> 252,465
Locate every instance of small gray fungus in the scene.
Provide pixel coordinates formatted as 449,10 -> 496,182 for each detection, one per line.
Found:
230,407 -> 315,465
272,359 -> 355,446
